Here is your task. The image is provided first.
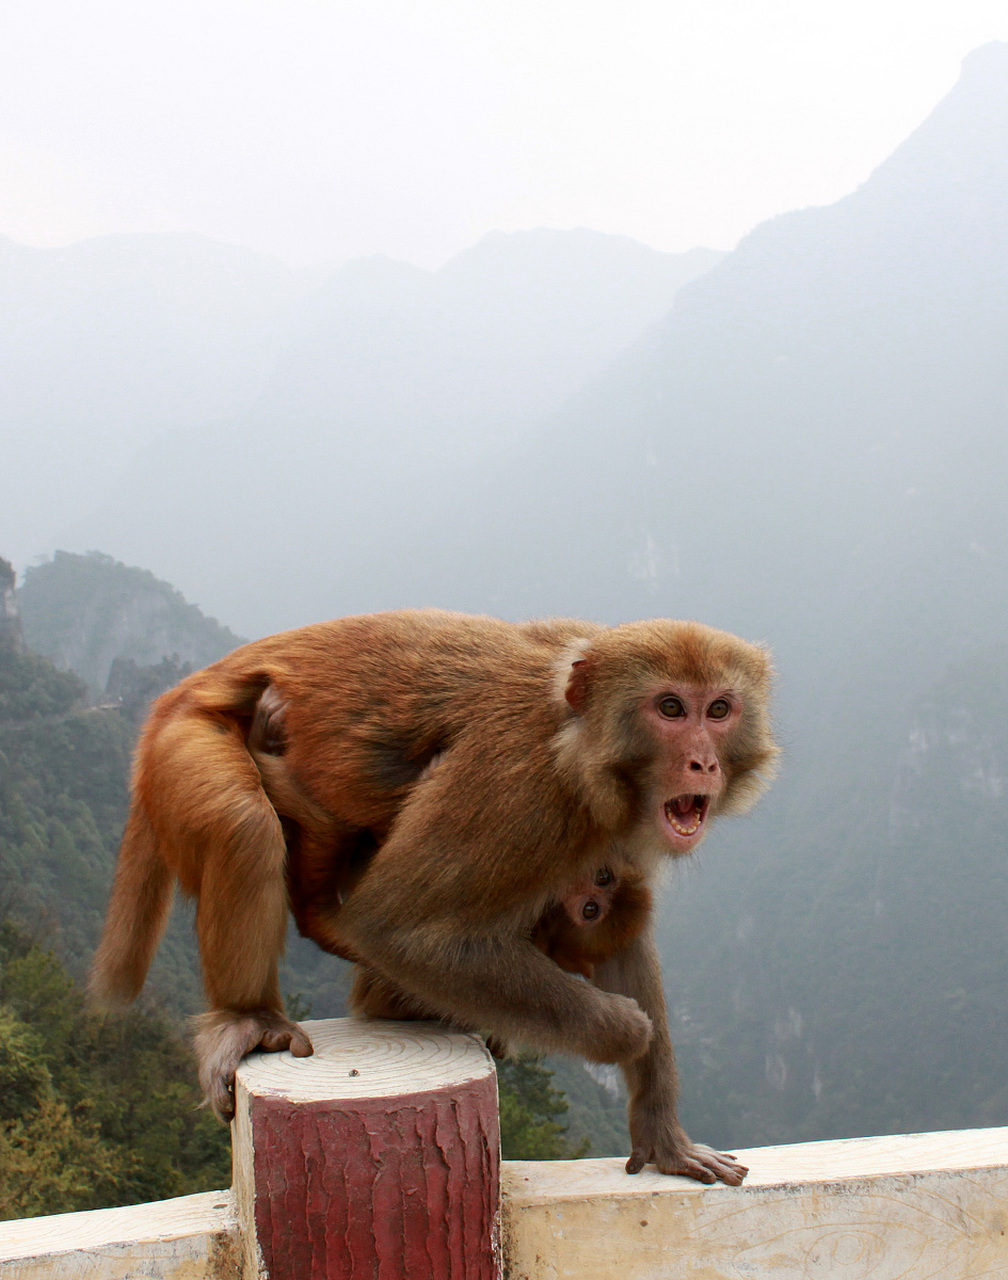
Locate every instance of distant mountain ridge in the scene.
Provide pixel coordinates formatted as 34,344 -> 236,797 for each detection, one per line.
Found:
49,43 -> 1008,641
330,39 -> 1008,651
0,232 -> 305,554
56,228 -> 722,633
3,227 -> 722,604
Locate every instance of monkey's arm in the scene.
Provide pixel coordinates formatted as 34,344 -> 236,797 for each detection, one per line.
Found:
593,930 -> 748,1185
344,907 -> 652,1066
334,836 -> 653,1067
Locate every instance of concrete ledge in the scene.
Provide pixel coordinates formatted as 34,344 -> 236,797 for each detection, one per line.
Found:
0,1189 -> 238,1280
502,1127 -> 1008,1279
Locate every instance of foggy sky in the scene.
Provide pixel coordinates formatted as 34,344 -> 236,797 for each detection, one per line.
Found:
2,0 -> 1007,269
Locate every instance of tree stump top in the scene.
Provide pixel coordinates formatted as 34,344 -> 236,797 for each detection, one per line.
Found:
237,1016 -> 496,1104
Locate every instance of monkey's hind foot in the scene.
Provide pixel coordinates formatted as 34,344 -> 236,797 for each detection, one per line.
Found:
194,1009 -> 314,1122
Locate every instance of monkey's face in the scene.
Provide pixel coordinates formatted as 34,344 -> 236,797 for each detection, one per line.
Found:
643,686 -> 742,854
563,866 -> 616,928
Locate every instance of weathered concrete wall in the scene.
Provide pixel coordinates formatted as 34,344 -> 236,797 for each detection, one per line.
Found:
502,1127 -> 1008,1280
0,1190 -> 238,1280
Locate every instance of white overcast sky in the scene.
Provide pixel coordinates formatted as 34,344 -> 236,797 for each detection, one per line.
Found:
1,0 -> 1006,269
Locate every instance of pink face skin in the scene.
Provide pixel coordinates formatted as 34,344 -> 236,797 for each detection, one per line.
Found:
642,687 -> 742,854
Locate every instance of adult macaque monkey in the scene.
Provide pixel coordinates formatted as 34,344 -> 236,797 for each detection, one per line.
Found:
91,610 -> 777,1184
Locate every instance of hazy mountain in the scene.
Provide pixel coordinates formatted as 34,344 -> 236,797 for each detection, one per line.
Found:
61,44 -> 1008,651
0,233 -> 305,557
661,642 -> 1008,1148
328,40 -> 1008,655
55,231 -> 722,633
262,229 -> 722,444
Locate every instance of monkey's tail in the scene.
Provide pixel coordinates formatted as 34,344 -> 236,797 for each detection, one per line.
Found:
89,797 -> 175,1006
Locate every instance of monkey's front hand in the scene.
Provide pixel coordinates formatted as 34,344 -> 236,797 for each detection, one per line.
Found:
626,1116 -> 748,1184
626,1088 -> 747,1184
194,1010 -> 314,1122
627,1138 -> 748,1184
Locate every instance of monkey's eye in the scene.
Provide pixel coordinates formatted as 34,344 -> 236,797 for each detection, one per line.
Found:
657,695 -> 686,719
707,698 -> 732,720
594,867 -> 613,888
582,899 -> 600,920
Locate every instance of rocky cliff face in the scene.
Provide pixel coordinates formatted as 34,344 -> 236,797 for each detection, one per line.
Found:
0,557 -> 24,648
17,551 -> 242,695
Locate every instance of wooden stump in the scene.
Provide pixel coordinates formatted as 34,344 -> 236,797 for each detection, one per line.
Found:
232,1018 -> 500,1280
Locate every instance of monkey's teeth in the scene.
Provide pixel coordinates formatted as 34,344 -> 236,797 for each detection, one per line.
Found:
665,795 -> 707,837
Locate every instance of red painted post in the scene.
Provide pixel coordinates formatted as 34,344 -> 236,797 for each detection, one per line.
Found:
232,1018 -> 501,1280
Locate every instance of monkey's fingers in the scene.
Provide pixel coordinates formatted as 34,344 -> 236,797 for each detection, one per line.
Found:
196,1011 -> 315,1123
289,1033 -> 314,1057
208,1077 -> 237,1124
626,1143 -> 748,1185
626,1148 -> 719,1181
674,1144 -> 748,1185
258,1024 -> 315,1056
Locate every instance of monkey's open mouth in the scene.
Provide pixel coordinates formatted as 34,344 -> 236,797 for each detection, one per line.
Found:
664,795 -> 709,838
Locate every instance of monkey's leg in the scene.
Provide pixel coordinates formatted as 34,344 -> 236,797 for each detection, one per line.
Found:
150,712 -> 313,1121
594,931 -> 748,1185
193,802 -> 314,1120
351,964 -> 439,1021
346,916 -> 651,1065
350,965 -> 512,1056
285,826 -> 378,961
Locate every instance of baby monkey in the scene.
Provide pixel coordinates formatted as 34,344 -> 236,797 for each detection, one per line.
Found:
532,865 -> 652,980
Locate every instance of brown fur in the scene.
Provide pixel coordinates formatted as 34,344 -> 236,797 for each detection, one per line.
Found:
91,609 -> 777,1182
247,694 -> 650,983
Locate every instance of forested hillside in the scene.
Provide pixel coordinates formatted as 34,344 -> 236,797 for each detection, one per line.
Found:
3,554 -> 361,1020
0,629 -> 233,1217
0,622 -> 202,1008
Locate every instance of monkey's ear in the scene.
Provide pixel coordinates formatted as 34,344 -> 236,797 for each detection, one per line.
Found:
565,658 -> 592,713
